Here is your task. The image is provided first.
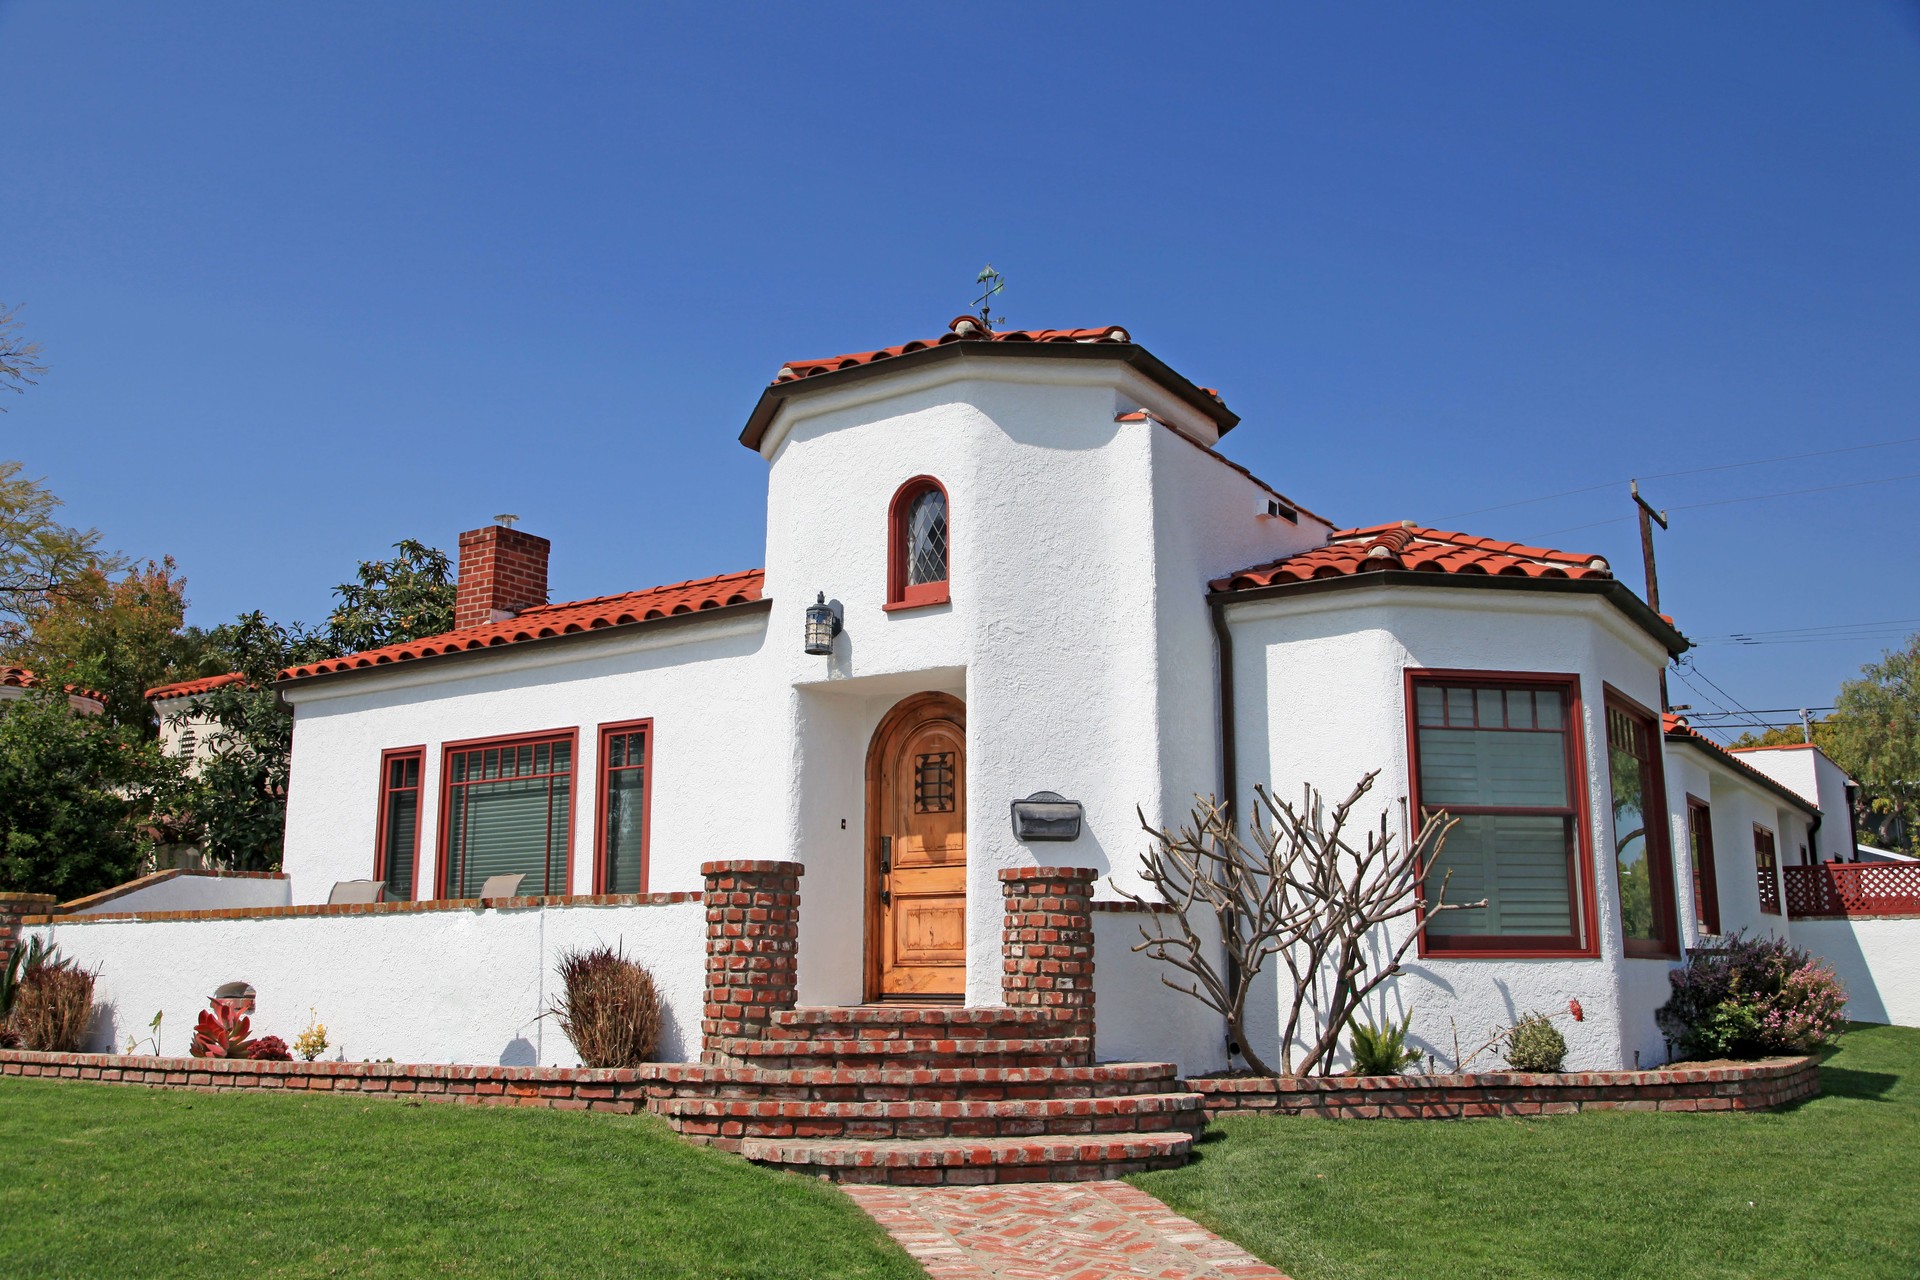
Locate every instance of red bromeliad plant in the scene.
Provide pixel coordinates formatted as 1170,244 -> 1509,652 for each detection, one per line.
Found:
189,1003 -> 256,1058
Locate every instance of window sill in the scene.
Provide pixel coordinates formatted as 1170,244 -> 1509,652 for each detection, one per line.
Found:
1418,944 -> 1601,961
883,592 -> 950,613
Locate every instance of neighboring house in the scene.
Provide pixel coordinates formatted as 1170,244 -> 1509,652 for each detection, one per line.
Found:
147,673 -> 245,776
0,666 -> 106,716
22,316 -> 1916,1073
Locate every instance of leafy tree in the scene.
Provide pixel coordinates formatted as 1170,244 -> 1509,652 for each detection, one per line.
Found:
0,462 -> 113,647
325,540 -> 455,654
0,303 -> 50,409
1,558 -> 216,734
0,688 -> 172,899
172,541 -> 456,870
1825,636 -> 1920,855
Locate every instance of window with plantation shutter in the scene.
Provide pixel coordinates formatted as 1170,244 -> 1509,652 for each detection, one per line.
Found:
596,721 -> 650,894
375,748 -> 424,900
440,733 -> 574,898
1409,672 -> 1595,956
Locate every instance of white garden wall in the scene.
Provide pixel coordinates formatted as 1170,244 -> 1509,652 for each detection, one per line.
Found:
1790,916 -> 1920,1027
27,899 -> 707,1065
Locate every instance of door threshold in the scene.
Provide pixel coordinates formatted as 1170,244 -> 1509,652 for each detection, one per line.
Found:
865,995 -> 964,1007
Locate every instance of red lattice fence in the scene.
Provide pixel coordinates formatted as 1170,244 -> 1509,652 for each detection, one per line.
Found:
1785,862 -> 1920,919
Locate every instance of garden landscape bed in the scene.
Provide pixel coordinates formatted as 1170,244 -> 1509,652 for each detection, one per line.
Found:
1185,1054 -> 1819,1119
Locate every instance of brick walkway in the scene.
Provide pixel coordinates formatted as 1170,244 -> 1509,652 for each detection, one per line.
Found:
845,1180 -> 1290,1280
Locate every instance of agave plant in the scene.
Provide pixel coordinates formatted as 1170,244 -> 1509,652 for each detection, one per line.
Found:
189,1003 -> 256,1058
1347,1008 -> 1424,1076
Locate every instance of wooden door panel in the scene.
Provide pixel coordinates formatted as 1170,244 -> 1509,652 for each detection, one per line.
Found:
868,693 -> 967,999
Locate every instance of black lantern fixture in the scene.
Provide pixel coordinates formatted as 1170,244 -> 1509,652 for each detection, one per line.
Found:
804,592 -> 842,655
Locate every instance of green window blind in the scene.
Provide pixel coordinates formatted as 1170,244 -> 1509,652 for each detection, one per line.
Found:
601,728 -> 647,894
1415,681 -> 1581,942
443,738 -> 572,897
379,752 -> 422,900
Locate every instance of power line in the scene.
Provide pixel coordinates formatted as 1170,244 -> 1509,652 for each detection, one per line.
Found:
1534,470 -> 1920,539
1437,433 -> 1920,522
1671,663 -> 1772,734
1691,617 -> 1920,641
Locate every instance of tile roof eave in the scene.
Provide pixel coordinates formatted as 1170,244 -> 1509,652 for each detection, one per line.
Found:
273,596 -> 773,694
1665,728 -> 1819,816
738,340 -> 1239,453
1211,569 -> 1690,657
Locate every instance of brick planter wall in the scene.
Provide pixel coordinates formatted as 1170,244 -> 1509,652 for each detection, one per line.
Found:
700,860 -> 802,1058
1185,1055 -> 1821,1119
999,866 -> 1096,1059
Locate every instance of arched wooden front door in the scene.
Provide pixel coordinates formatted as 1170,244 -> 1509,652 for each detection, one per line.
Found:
866,692 -> 967,1000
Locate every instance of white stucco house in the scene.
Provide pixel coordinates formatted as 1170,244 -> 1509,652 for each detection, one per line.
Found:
21,315 -> 1901,1074
0,666 -> 106,716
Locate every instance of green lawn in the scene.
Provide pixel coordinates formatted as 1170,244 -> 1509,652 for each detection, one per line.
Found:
1133,1022 -> 1920,1280
0,1079 -> 920,1280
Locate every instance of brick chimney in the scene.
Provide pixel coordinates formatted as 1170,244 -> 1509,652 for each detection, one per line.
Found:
455,525 -> 551,629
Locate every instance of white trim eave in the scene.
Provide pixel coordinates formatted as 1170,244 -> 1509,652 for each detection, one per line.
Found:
1221,578 -> 1671,667
756,354 -> 1219,458
279,609 -> 769,706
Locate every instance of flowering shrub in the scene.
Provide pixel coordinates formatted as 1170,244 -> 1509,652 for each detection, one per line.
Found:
293,1008 -> 328,1061
248,1035 -> 292,1061
1656,933 -> 1847,1059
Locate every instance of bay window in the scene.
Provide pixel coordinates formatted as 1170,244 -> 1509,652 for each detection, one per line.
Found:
439,731 -> 574,898
1410,671 -> 1595,956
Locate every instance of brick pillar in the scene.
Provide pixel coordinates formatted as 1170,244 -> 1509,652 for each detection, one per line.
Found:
0,894 -> 57,976
999,866 -> 1096,1062
699,860 -> 803,1061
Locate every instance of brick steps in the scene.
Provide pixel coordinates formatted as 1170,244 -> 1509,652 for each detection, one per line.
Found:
763,1005 -> 1063,1042
658,1090 -> 1204,1142
652,1060 -> 1183,1103
706,1035 -> 1091,1071
738,1132 -> 1196,1185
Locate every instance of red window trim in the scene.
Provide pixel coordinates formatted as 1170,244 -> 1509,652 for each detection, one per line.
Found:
592,718 -> 654,895
434,726 -> 579,900
373,745 -> 425,898
1754,824 -> 1782,916
885,475 -> 951,610
1406,668 -> 1600,960
1686,795 -> 1721,937
1605,684 -> 1681,959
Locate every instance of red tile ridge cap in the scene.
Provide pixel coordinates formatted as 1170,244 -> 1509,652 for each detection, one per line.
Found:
280,568 -> 767,680
1210,523 -> 1614,593
775,318 -> 1135,387
1,666 -> 108,705
147,672 -> 247,701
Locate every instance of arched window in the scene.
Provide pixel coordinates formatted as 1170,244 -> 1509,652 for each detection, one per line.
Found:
887,477 -> 950,609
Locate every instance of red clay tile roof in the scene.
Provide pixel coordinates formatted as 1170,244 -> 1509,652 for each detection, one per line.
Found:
280,569 -> 767,681
1210,523 -> 1615,592
0,666 -> 108,706
1664,713 -> 1818,814
774,318 -> 1137,385
147,673 -> 246,701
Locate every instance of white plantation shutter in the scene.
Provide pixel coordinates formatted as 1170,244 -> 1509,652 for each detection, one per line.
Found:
444,739 -> 571,897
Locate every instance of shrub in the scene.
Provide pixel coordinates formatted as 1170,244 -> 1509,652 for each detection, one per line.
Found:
293,1008 -> 328,1061
248,1035 -> 291,1061
11,951 -> 96,1052
1347,1009 -> 1423,1076
550,944 -> 662,1068
189,1003 -> 256,1058
0,1024 -> 20,1050
1505,1013 -> 1568,1072
1656,932 -> 1847,1059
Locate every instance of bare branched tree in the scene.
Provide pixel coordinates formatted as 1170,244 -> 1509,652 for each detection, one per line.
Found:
0,303 -> 50,408
1118,770 -> 1484,1076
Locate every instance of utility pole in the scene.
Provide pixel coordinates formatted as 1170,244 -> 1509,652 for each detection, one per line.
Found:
1631,480 -> 1670,710
1801,708 -> 1814,744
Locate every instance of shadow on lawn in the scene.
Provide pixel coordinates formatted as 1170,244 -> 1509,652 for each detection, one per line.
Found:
1817,1065 -> 1899,1102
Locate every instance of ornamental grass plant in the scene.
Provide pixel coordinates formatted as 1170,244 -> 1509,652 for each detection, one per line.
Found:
550,944 -> 662,1068
8,944 -> 95,1053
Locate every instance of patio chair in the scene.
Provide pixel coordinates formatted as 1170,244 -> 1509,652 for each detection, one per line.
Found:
478,873 -> 526,900
327,879 -> 386,905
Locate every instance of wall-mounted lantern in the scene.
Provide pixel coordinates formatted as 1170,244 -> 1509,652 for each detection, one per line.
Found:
1010,791 -> 1083,842
804,592 -> 843,655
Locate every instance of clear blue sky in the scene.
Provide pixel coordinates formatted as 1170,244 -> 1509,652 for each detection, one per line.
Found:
4,2 -> 1917,738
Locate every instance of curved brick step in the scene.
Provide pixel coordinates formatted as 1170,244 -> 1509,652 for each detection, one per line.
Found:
651,1060 -> 1182,1103
707,1035 -> 1089,1071
740,1131 -> 1196,1185
658,1090 -> 1204,1143
765,1005 -> 1065,1042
